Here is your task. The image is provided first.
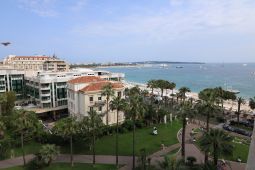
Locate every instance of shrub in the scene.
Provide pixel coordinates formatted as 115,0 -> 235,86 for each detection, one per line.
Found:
121,120 -> 133,131
135,119 -> 145,128
186,156 -> 197,166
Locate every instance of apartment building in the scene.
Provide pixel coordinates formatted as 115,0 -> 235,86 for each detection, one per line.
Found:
43,59 -> 69,72
67,76 -> 125,125
25,68 -> 124,112
3,55 -> 69,72
0,66 -> 25,100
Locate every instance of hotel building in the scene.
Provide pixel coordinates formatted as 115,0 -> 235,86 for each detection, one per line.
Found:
67,76 -> 125,125
3,55 -> 69,72
24,68 -> 124,117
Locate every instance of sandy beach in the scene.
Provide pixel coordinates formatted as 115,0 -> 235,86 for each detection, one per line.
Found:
123,81 -> 255,114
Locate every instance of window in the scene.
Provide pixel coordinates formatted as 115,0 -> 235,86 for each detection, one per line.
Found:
98,96 -> 101,101
89,107 -> 93,111
118,91 -> 121,97
99,106 -> 102,111
89,96 -> 93,102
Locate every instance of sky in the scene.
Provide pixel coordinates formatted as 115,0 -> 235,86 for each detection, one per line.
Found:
1,0 -> 255,63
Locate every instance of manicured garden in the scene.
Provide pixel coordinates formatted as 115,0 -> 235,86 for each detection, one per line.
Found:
2,163 -> 117,170
196,135 -> 250,163
62,120 -> 181,155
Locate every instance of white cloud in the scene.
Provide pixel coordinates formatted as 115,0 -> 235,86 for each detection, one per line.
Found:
19,0 -> 58,17
72,0 -> 255,41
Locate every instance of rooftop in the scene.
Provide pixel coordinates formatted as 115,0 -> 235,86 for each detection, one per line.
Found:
68,76 -> 103,84
80,81 -> 124,92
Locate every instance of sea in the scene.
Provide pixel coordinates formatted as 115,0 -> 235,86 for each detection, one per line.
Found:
99,63 -> 255,99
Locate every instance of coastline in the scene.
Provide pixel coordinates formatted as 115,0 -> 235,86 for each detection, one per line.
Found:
123,80 -> 254,114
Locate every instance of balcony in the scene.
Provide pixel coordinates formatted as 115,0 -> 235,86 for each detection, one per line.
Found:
41,86 -> 50,90
41,93 -> 51,97
94,100 -> 106,106
41,99 -> 51,103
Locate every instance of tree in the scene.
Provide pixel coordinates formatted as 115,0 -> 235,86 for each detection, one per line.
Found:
87,109 -> 103,165
157,156 -> 185,170
167,82 -> 176,106
110,96 -> 126,167
178,101 -> 194,158
102,83 -> 114,125
0,119 -> 5,139
0,92 -> 16,116
12,110 -> 40,165
179,87 -> 191,102
249,97 -> 255,110
236,97 -> 245,124
156,80 -> 169,97
200,129 -> 233,165
53,116 -> 78,167
38,144 -> 59,166
147,80 -> 157,94
125,86 -> 146,169
197,88 -> 220,164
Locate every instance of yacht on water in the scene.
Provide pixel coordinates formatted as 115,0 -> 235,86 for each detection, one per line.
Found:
176,66 -> 183,68
160,64 -> 168,68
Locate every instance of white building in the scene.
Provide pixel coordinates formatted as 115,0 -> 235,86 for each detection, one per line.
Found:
67,76 -> 125,125
25,69 -> 124,116
0,66 -> 25,100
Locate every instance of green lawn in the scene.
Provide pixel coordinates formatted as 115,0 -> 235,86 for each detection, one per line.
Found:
3,163 -> 117,170
221,142 -> 249,163
63,120 -> 181,156
8,120 -> 181,159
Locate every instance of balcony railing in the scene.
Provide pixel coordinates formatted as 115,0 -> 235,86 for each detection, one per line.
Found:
94,100 -> 106,106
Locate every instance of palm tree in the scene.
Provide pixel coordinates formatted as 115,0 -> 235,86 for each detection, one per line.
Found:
249,97 -> 255,110
178,101 -> 193,158
38,144 -> 59,166
12,110 -> 40,165
237,97 -> 245,124
167,82 -> 176,106
179,87 -> 191,102
200,129 -> 233,165
197,88 -> 220,164
87,109 -> 103,165
53,116 -> 78,167
157,156 -> 185,170
147,80 -> 157,94
156,80 -> 169,97
110,96 -> 126,167
102,83 -> 114,125
125,87 -> 146,170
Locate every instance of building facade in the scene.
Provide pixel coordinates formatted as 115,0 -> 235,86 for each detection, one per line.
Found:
3,55 -> 69,72
0,67 -> 25,100
67,76 -> 125,125
25,68 -> 124,110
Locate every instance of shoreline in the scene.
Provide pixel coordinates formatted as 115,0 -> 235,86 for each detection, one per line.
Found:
123,81 -> 254,114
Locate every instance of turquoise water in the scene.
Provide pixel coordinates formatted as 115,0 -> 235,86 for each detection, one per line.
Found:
101,63 -> 255,99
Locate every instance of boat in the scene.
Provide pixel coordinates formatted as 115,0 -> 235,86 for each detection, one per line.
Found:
160,64 -> 168,68
176,66 -> 183,68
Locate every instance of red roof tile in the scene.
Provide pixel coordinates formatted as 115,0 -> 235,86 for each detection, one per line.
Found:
68,76 -> 103,84
80,81 -> 124,92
